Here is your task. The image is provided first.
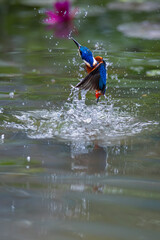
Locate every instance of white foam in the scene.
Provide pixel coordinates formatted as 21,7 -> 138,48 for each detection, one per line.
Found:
3,90 -> 158,143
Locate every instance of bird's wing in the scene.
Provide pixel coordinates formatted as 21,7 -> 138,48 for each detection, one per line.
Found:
75,62 -> 105,91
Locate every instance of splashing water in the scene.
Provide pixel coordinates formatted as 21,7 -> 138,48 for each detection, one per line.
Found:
3,88 -> 158,142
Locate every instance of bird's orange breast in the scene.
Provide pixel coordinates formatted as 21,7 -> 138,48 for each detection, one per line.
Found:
86,56 -> 103,73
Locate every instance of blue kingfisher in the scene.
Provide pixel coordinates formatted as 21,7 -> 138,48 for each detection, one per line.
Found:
71,37 -> 107,102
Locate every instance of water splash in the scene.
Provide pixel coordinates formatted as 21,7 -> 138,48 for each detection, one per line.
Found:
3,88 -> 158,142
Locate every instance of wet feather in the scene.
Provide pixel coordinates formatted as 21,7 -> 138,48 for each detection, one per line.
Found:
75,61 -> 106,94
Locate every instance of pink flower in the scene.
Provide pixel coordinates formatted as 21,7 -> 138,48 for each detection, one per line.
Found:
43,0 -> 78,25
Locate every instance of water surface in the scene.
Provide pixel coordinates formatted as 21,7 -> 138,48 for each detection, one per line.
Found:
0,1 -> 160,240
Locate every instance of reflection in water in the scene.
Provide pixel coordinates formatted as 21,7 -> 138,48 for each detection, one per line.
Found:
46,21 -> 77,38
71,142 -> 107,173
1,131 -> 160,240
70,138 -> 136,176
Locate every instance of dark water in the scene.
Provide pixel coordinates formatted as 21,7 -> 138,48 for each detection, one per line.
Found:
0,1 -> 160,240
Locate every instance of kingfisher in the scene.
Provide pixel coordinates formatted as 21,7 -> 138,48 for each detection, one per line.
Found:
71,37 -> 107,102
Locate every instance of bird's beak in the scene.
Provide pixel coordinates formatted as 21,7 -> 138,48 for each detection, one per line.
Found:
71,37 -> 81,49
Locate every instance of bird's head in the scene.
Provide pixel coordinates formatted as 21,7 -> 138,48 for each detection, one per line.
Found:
71,37 -> 97,68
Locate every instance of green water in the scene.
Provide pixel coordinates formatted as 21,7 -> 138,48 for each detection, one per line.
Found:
0,1 -> 160,240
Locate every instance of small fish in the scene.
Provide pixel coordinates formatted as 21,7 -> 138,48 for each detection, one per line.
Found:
71,37 -> 107,102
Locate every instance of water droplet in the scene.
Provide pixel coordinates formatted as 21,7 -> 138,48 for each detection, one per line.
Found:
1,134 -> 4,140
9,92 -> 14,98
95,42 -> 99,49
84,11 -> 88,18
38,9 -> 44,14
11,201 -> 15,212
83,118 -> 91,124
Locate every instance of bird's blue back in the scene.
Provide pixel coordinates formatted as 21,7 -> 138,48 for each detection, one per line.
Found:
79,46 -> 94,68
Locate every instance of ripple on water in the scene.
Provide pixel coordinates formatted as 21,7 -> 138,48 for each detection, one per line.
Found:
3,90 -> 159,142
